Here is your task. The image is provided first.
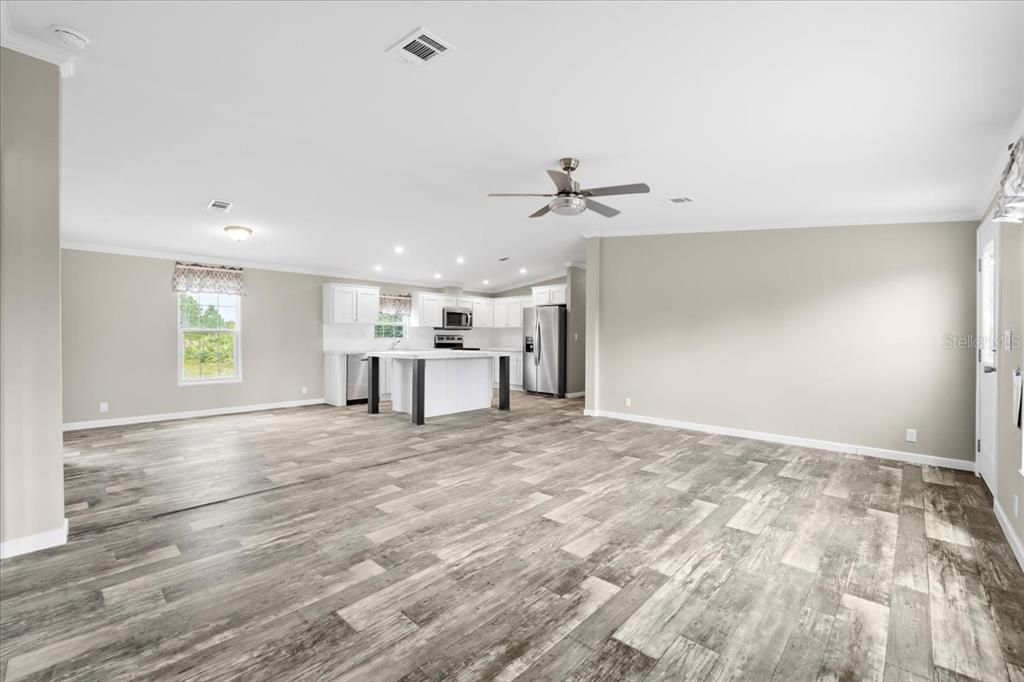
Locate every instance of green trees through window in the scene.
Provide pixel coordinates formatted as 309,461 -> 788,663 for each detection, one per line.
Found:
179,293 -> 239,381
374,312 -> 406,339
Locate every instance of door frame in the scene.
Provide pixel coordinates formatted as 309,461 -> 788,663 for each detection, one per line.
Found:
976,217 -> 1000,490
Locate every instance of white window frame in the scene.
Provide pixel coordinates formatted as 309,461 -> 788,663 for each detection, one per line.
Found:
177,292 -> 242,385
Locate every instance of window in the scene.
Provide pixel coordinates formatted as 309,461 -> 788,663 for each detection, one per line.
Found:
375,312 -> 406,339
178,292 -> 240,383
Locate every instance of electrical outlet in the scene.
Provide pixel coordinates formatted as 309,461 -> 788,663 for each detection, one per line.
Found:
301,385 -> 308,395
625,397 -> 632,408
574,332 -> 579,341
905,428 -> 917,443
99,402 -> 109,413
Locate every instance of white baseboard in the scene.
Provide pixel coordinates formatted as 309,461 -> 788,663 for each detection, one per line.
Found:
63,398 -> 325,431
0,518 -> 68,559
994,498 -> 1024,572
565,391 -> 586,399
587,409 -> 976,473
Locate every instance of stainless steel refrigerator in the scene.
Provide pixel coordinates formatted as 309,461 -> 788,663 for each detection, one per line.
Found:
523,304 -> 567,397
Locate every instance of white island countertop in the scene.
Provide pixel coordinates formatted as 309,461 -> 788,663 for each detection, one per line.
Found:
366,349 -> 510,360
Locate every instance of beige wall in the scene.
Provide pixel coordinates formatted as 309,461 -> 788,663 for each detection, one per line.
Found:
996,224 -> 1023,542
62,250 -> 330,423
0,49 -> 65,545
592,221 -> 978,462
566,265 -> 586,395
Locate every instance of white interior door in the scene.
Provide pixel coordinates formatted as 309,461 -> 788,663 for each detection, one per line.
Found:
976,219 -> 999,490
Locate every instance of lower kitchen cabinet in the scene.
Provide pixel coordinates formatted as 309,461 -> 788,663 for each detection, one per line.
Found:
492,353 -> 523,387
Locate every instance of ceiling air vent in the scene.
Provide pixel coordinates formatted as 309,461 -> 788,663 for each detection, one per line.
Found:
387,28 -> 454,66
207,199 -> 233,213
667,197 -> 693,204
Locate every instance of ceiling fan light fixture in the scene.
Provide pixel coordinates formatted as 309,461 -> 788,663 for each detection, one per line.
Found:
549,196 -> 587,216
223,225 -> 252,241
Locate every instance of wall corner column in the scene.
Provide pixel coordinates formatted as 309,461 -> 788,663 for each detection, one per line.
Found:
584,237 -> 601,414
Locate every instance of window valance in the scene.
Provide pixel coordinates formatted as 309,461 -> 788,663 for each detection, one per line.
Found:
380,294 -> 412,316
994,135 -> 1024,223
172,262 -> 246,295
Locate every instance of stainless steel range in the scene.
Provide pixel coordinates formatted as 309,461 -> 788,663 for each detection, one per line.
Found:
434,334 -> 480,351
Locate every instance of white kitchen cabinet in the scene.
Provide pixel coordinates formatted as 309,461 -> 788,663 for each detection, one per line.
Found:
472,299 -> 494,328
532,284 -> 566,307
324,284 -> 380,325
493,352 -> 524,386
457,297 -> 474,309
413,293 -> 442,328
380,357 -> 393,397
508,300 -> 523,327
357,288 -> 379,324
493,301 -> 508,328
489,298 -> 526,328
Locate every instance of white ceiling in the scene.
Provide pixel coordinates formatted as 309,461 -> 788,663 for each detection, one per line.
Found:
6,1 -> 1023,291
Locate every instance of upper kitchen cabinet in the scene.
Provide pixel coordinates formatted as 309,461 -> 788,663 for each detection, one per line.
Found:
532,284 -> 567,306
492,298 -> 525,328
472,299 -> 494,328
412,292 -> 443,328
323,283 -> 380,324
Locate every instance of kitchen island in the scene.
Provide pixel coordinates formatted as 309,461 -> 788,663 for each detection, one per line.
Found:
366,350 -> 511,425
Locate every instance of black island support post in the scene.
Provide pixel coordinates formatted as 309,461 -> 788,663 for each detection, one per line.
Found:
367,354 -> 511,425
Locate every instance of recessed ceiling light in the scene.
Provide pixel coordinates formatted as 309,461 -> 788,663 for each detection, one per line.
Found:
223,225 -> 252,241
456,256 -> 465,264
483,280 -> 490,285
519,267 -> 527,274
433,273 -> 442,279
373,265 -> 383,272
394,245 -> 404,254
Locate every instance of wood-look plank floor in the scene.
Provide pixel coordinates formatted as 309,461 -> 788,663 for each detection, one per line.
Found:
1,394 -> 1022,681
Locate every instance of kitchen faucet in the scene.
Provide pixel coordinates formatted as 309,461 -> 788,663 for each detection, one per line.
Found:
390,338 -> 402,350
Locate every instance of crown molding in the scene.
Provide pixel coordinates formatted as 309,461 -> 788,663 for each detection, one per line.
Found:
60,240 -> 564,295
0,2 -> 76,78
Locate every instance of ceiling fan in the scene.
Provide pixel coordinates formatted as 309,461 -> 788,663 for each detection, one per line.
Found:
488,157 -> 650,218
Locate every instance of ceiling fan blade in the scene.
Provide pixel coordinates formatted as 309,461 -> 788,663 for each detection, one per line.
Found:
581,182 -> 650,197
585,199 -> 621,218
488,193 -> 555,197
529,204 -> 551,218
546,170 -> 572,192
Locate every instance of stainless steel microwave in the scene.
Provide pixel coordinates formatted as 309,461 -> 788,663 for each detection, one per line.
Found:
440,307 -> 472,330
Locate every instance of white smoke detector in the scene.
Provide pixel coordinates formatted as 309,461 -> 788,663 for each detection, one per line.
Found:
50,25 -> 89,50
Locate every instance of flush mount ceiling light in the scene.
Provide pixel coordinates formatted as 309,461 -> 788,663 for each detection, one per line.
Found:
50,25 -> 90,50
223,225 -> 252,241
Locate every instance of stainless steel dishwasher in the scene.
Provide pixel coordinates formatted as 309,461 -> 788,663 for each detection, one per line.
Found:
346,353 -> 368,404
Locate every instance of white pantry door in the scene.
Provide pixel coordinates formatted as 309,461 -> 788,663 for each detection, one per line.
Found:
976,219 -> 999,491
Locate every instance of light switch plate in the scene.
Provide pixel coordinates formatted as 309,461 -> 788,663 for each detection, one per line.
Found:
905,428 -> 917,443
99,402 -> 109,413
